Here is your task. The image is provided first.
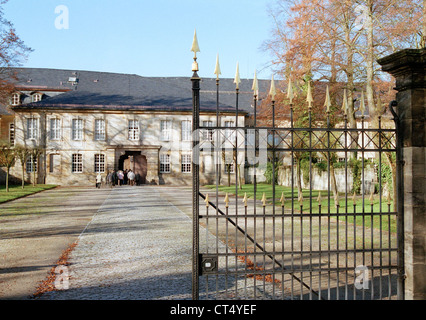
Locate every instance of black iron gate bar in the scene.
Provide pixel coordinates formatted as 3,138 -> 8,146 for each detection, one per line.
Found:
192,58 -> 401,299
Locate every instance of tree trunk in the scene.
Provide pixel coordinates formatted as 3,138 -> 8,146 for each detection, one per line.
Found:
384,151 -> 397,211
330,163 -> 338,199
6,168 -> 9,192
296,157 -> 303,198
21,163 -> 25,189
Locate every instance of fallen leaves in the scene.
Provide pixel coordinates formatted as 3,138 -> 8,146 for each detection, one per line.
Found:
32,242 -> 77,299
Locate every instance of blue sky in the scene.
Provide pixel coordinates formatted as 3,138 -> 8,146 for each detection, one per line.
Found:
4,0 -> 277,80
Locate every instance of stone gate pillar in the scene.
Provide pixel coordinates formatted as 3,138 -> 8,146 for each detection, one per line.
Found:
378,49 -> 426,300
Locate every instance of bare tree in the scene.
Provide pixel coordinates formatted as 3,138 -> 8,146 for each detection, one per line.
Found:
0,140 -> 15,192
14,144 -> 30,188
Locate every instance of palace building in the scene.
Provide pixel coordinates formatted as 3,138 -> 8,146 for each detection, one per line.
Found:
1,68 -> 268,186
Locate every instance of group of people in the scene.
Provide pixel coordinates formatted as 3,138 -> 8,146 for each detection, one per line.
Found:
96,169 -> 143,188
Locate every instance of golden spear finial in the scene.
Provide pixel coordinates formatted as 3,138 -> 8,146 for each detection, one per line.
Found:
298,192 -> 304,206
252,70 -> 259,98
190,29 -> 200,72
261,193 -> 267,207
224,193 -> 229,208
204,193 -> 210,207
317,191 -> 322,204
342,89 -> 348,115
306,81 -> 313,109
280,192 -> 285,207
324,85 -> 331,113
269,75 -> 277,101
234,62 -> 241,90
243,192 -> 248,207
214,54 -> 221,80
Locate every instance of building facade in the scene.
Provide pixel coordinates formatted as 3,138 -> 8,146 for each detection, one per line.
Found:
2,68 -> 255,186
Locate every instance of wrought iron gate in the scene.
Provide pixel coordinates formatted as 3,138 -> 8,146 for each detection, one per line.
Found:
191,63 -> 403,300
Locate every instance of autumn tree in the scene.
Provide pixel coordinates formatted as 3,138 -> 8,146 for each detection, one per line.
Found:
264,0 -> 424,204
0,0 -> 32,103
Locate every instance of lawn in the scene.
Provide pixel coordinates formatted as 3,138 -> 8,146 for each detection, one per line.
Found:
204,183 -> 397,233
0,184 -> 57,204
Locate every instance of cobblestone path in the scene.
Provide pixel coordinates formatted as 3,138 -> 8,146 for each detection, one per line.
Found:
41,186 -> 195,300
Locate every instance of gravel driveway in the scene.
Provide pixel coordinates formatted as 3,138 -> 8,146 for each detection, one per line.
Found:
39,186 -> 196,300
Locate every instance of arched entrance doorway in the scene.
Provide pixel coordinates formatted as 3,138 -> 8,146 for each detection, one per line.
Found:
118,151 -> 147,185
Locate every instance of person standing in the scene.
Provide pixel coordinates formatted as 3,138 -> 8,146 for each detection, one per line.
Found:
96,173 -> 102,189
118,170 -> 124,186
128,169 -> 135,186
111,170 -> 117,187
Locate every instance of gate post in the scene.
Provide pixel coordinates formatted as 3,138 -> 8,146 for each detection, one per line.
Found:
191,34 -> 201,300
378,49 -> 426,300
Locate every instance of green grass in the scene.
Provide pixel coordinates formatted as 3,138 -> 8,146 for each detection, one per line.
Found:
204,183 -> 396,233
0,184 -> 57,204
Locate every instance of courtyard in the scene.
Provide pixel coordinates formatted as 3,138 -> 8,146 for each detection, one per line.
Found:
0,184 -> 398,300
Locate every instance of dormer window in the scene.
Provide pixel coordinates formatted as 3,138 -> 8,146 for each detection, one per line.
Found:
11,93 -> 21,106
32,93 -> 42,103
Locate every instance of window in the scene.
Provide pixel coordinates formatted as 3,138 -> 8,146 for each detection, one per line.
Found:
50,118 -> 61,140
26,155 -> 37,173
128,120 -> 139,141
181,154 -> 191,173
72,154 -> 83,173
224,163 -> 235,174
11,93 -> 20,106
181,120 -> 192,141
160,154 -> 171,173
27,118 -> 38,140
32,93 -> 42,103
95,119 -> 106,141
224,121 -> 235,143
9,123 -> 14,145
72,119 -> 83,141
202,120 -> 214,141
94,154 -> 105,173
49,154 -> 60,173
161,120 -> 172,141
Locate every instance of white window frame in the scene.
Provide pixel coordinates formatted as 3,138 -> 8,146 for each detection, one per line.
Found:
181,153 -> 192,173
11,93 -> 20,106
94,154 -> 105,173
128,120 -> 139,141
32,93 -> 42,103
27,117 -> 38,140
224,121 -> 235,143
160,154 -> 171,173
94,119 -> 106,141
224,162 -> 235,174
202,120 -> 214,141
72,154 -> 83,173
72,119 -> 84,141
161,120 -> 172,141
26,155 -> 37,173
181,120 -> 192,141
50,118 -> 61,140
9,123 -> 15,145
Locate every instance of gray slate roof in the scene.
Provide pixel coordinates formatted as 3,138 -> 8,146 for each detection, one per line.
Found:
8,68 -> 270,114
